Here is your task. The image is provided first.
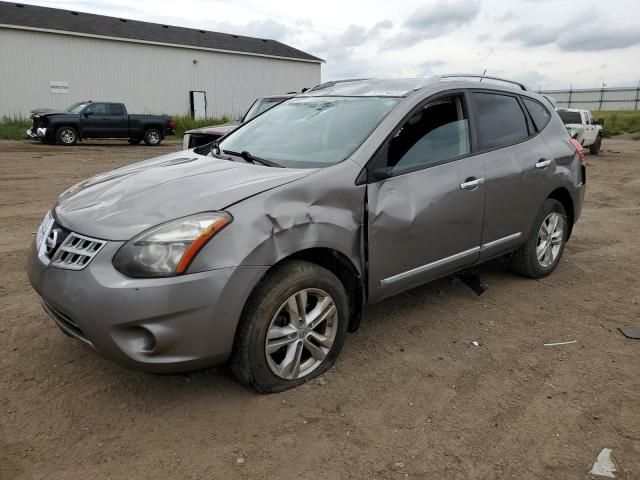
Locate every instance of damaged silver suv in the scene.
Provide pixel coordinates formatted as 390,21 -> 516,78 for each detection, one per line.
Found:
27,76 -> 586,393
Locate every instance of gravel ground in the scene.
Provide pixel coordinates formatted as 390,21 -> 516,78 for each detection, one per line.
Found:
1,138 -> 639,480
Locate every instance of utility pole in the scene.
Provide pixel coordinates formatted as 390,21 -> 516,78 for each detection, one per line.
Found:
568,84 -> 573,109
598,81 -> 606,111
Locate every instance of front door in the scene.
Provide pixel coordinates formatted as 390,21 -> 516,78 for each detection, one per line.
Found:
367,93 -> 486,302
81,103 -> 109,137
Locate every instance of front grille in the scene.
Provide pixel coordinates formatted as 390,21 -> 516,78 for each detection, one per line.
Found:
49,231 -> 106,270
37,215 -> 107,271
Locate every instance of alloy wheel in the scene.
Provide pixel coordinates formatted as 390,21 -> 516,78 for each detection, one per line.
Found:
60,129 -> 75,144
536,212 -> 565,268
265,288 -> 338,380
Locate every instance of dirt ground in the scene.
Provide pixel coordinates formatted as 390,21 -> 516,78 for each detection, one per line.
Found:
1,138 -> 639,480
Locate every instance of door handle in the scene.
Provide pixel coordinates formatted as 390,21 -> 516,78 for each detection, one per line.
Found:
535,159 -> 551,169
460,177 -> 485,190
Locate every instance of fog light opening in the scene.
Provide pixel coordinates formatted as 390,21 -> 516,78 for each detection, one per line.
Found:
138,327 -> 157,353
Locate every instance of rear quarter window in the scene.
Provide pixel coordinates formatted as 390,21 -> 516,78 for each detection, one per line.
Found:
472,92 -> 529,150
523,98 -> 551,132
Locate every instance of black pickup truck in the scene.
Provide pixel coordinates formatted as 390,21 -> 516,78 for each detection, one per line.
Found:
27,101 -> 175,146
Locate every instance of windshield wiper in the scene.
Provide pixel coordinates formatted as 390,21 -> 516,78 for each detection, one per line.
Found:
223,150 -> 283,168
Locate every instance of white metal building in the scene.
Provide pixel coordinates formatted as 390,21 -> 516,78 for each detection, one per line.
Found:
0,2 -> 322,119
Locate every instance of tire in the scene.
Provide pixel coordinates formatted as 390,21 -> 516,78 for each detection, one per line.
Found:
128,138 -> 141,145
512,199 -> 568,279
143,128 -> 162,146
55,126 -> 78,146
589,135 -> 602,155
231,260 -> 349,393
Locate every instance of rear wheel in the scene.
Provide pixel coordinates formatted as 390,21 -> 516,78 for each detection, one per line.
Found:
143,128 -> 161,146
231,260 -> 349,393
512,199 -> 567,278
589,135 -> 602,155
55,126 -> 78,146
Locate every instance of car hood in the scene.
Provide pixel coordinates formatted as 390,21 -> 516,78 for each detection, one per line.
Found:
54,150 -> 317,240
186,122 -> 241,136
30,108 -> 72,117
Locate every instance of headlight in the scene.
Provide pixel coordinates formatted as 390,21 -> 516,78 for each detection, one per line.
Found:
36,211 -> 54,251
113,212 -> 232,278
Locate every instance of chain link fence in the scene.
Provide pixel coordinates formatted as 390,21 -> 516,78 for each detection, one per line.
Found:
539,86 -> 640,111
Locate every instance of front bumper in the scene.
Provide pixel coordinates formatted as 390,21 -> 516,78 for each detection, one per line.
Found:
26,239 -> 268,373
26,127 -> 47,140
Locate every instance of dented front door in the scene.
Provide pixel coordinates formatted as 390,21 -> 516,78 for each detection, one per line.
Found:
367,157 -> 486,302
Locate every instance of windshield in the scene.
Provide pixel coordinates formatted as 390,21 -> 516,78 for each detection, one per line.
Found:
219,96 -> 399,167
66,102 -> 90,113
243,98 -> 287,122
558,111 -> 582,124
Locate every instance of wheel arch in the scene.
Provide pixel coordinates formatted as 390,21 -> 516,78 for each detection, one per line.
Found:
547,187 -> 575,239
244,247 -> 365,333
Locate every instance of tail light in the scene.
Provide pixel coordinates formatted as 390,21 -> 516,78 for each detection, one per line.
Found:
168,118 -> 176,129
569,138 -> 585,165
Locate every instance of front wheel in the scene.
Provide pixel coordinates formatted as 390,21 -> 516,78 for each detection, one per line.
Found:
231,260 -> 349,393
143,128 -> 161,146
512,199 -> 567,278
55,126 -> 78,146
589,135 -> 602,155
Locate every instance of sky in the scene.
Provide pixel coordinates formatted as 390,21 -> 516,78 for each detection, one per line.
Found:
23,0 -> 640,90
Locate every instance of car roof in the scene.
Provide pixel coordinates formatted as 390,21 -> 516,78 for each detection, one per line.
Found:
301,75 -> 532,98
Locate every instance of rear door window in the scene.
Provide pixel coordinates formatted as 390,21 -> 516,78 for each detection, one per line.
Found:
522,98 -> 551,132
107,104 -> 125,116
472,92 -> 529,150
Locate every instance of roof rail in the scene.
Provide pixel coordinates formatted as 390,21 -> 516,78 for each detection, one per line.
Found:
307,78 -> 369,92
439,74 -> 528,91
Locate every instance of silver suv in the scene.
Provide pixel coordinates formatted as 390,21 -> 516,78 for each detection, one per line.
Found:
27,76 -> 586,393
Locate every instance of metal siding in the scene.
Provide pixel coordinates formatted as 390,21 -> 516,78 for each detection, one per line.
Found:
0,28 -> 321,118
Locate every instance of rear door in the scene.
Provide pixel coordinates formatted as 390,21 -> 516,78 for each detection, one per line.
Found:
367,92 -> 487,301
471,91 -> 555,261
105,103 -> 129,137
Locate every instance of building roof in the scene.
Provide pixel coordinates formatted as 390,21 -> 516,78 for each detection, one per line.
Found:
0,1 -> 323,63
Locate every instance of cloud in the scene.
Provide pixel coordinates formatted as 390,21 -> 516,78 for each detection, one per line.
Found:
503,25 -> 561,46
504,22 -> 640,51
494,11 -> 517,22
310,21 -> 392,55
383,0 -> 481,50
557,26 -> 640,51
477,32 -> 492,42
417,59 -> 446,76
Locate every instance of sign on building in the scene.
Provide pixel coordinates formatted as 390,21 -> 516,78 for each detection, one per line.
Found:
50,81 -> 69,94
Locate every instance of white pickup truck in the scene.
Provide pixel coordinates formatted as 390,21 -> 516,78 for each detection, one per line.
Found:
556,108 -> 604,154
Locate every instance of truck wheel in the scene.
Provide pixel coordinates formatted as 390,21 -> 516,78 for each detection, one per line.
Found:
231,260 -> 349,393
589,135 -> 602,155
128,138 -> 141,145
512,199 -> 567,279
143,128 -> 161,146
55,126 -> 78,146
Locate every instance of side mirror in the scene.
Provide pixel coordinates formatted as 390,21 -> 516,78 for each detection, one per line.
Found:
595,118 -> 605,126
83,111 -> 92,117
